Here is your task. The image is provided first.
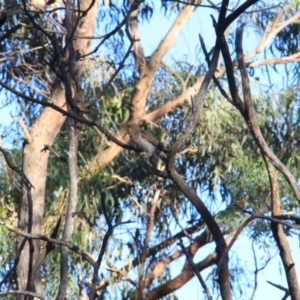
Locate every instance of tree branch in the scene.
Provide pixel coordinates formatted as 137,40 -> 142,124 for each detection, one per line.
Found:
0,290 -> 45,300
178,238 -> 213,300
0,221 -> 97,266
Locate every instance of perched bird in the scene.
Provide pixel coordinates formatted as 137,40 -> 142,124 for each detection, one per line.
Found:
122,123 -> 169,160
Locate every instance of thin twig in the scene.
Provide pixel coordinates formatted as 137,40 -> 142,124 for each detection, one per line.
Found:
89,181 -> 134,299
198,34 -> 233,105
0,221 -> 96,266
0,290 -> 45,299
87,39 -> 135,108
0,146 -> 34,188
41,145 -> 68,164
250,239 -> 274,300
81,1 -> 140,59
178,238 -> 213,300
0,79 -> 132,151
267,281 -> 290,300
217,210 -> 300,275
20,0 -> 58,60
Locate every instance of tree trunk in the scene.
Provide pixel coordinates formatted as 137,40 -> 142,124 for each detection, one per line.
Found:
16,0 -> 98,297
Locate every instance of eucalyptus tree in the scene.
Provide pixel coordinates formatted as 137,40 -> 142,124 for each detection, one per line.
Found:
0,0 -> 300,299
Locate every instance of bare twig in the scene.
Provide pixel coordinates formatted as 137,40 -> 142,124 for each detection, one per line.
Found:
267,281 -> 290,300
20,0 -> 58,61
162,61 -> 187,91
217,210 -> 300,276
87,39 -> 136,108
0,146 -> 34,188
0,79 -> 132,150
165,0 -> 279,13
0,221 -> 96,266
137,188 -> 161,299
32,201 -> 68,276
82,1 -> 139,58
89,181 -> 133,299
178,238 -> 213,300
250,239 -> 274,300
0,290 -> 45,299
198,34 -> 233,105
56,116 -> 80,300
41,145 -> 68,164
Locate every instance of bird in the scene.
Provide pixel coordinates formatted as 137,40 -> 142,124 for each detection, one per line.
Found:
122,123 -> 169,160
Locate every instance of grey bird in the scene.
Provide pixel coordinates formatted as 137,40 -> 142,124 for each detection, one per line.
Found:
122,123 -> 169,160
